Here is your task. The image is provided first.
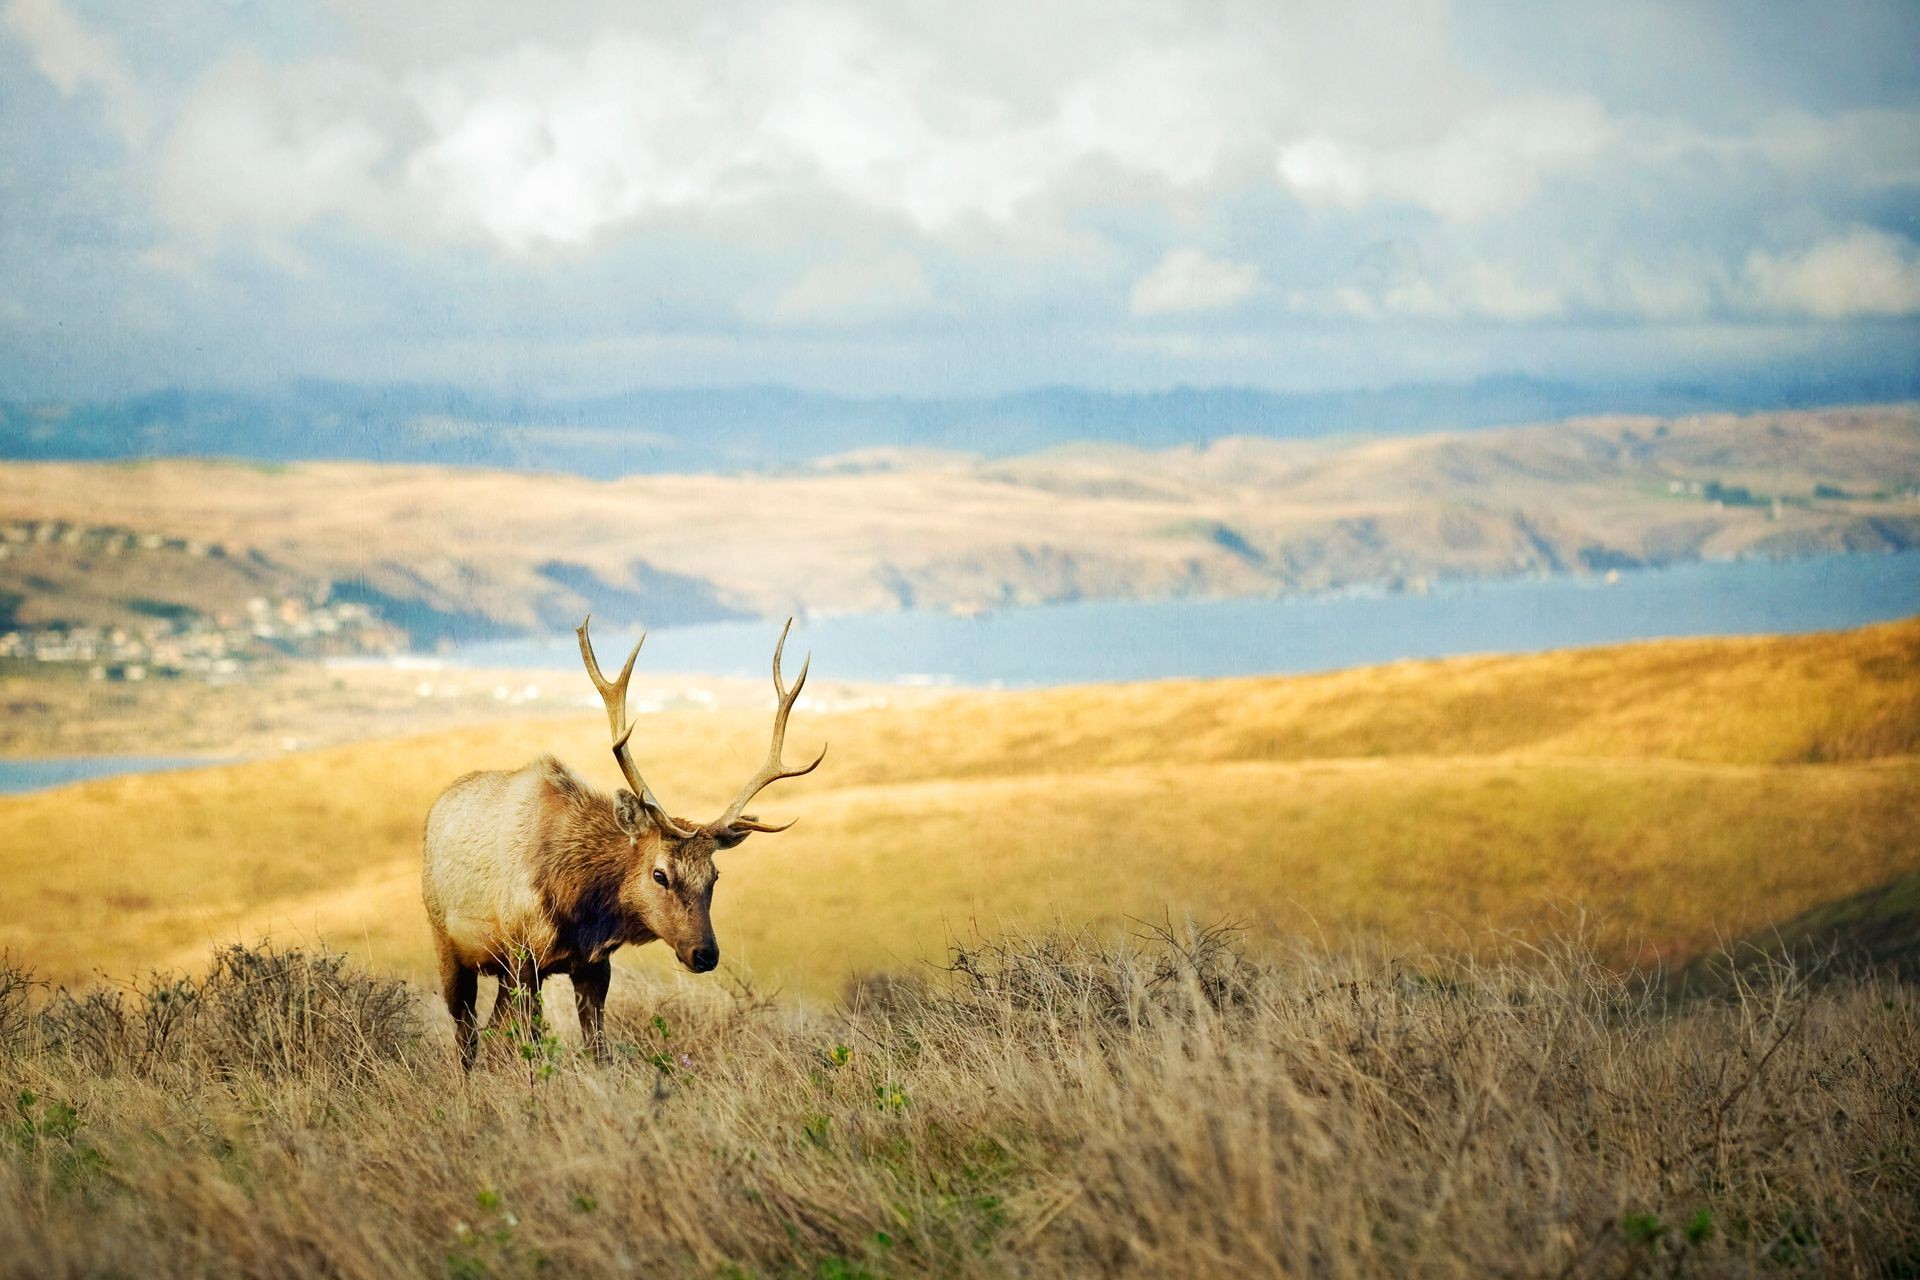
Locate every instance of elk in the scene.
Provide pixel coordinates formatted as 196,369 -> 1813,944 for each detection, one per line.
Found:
421,616 -> 824,1068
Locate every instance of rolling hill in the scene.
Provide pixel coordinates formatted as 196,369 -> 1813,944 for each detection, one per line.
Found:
13,374 -> 1920,476
0,618 -> 1914,995
1,403 -> 1915,642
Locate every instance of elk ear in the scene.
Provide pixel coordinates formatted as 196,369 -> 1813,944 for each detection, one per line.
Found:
613,789 -> 652,836
711,826 -> 751,850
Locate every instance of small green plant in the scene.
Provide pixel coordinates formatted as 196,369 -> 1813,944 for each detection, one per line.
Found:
5,1090 -> 107,1190
645,1013 -> 688,1079
7,1090 -> 80,1150
1622,1211 -> 1667,1247
873,1082 -> 909,1112
1623,1205 -> 1716,1261
445,1187 -> 538,1280
518,1029 -> 563,1082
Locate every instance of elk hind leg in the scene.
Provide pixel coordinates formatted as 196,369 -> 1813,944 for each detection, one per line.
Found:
437,938 -> 480,1072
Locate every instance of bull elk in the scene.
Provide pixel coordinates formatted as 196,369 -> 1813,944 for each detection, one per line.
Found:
421,616 -> 825,1068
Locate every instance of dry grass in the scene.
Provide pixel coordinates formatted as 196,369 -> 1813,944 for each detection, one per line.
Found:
0,619 -> 1916,994
0,929 -> 1914,1278
32,943 -> 417,1081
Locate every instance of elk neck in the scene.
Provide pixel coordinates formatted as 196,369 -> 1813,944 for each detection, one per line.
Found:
532,756 -> 656,964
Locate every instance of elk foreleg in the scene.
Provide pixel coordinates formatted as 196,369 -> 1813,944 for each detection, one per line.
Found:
571,958 -> 612,1065
486,951 -> 546,1047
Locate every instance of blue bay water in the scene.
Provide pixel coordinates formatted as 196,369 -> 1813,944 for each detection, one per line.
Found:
4,553 -> 1913,794
450,550 -> 1920,688
0,756 -> 209,795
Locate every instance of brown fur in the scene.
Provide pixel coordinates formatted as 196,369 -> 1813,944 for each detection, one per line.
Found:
422,619 -> 821,1070
422,756 -> 724,1067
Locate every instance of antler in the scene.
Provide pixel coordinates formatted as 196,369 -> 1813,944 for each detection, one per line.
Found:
576,616 -> 698,839
711,617 -> 828,835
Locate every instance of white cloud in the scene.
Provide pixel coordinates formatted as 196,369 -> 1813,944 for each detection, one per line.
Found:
1274,138 -> 1371,208
403,34 -> 747,250
1307,259 -> 1564,323
1301,227 -> 1920,325
1054,46 -> 1236,189
7,0 -> 1920,404
136,6 -> 1277,253
759,252 -> 934,324
30,0 -> 1879,274
1277,96 -> 1616,220
154,55 -> 399,240
3,0 -> 146,141
1743,227 -> 1920,319
1129,249 -> 1259,317
100,0 -> 1482,254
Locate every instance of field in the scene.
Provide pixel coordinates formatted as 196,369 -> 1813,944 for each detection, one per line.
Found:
0,927 -> 1914,1277
0,620 -> 1917,1276
0,617 -> 1916,996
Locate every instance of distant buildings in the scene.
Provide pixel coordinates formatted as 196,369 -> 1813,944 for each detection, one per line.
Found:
0,518 -> 405,679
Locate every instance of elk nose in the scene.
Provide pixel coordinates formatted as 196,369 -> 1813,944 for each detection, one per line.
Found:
689,943 -> 719,973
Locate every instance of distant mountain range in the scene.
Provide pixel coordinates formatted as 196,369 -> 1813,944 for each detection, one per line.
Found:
7,370 -> 1920,476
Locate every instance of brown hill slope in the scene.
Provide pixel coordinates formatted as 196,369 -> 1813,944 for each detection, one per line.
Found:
0,619 -> 1914,994
0,404 -> 1914,639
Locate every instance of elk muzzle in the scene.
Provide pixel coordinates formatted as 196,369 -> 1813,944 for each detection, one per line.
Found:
682,940 -> 719,973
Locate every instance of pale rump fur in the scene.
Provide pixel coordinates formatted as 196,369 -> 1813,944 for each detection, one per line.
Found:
421,618 -> 823,1069
422,761 -> 567,970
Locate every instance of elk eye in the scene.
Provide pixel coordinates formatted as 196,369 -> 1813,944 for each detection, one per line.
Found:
652,869 -> 670,888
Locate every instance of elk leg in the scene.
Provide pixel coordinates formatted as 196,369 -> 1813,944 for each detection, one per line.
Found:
571,959 -> 612,1065
484,979 -> 513,1032
489,953 -> 546,1045
438,942 -> 480,1072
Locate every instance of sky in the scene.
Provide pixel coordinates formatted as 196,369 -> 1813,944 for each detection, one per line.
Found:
2,0 -> 1918,400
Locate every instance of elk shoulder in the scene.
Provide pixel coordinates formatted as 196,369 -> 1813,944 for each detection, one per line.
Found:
422,755 -> 635,973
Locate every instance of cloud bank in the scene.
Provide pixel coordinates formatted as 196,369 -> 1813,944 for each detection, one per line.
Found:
1,0 -> 1916,396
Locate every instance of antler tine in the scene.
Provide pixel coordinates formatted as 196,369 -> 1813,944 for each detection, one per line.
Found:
576,614 -> 643,741
712,617 -> 828,834
576,616 -> 697,839
726,815 -> 799,834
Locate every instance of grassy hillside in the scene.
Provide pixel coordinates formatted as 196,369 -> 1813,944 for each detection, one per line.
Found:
2,930 -> 1913,1277
2,404 -> 1915,638
0,619 -> 1916,995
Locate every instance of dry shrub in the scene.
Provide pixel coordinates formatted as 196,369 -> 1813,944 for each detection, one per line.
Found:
842,968 -> 931,1017
195,942 -> 420,1079
0,927 -> 1913,1279
36,974 -> 199,1076
940,918 -> 1262,1030
0,955 -> 31,1057
35,942 -> 418,1080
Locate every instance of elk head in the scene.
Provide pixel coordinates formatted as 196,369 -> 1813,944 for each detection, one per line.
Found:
576,615 -> 826,973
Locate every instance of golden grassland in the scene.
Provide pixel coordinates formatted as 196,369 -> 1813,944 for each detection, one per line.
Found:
0,618 -> 1916,996
0,930 -> 1914,1277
